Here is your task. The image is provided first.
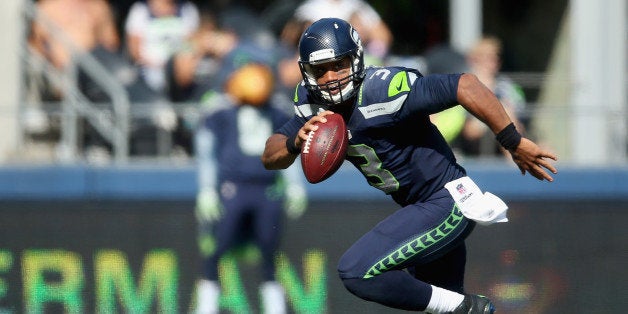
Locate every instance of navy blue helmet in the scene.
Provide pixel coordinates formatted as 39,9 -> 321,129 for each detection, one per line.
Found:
298,18 -> 365,105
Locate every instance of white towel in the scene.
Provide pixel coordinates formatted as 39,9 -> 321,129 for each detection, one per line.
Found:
444,176 -> 509,226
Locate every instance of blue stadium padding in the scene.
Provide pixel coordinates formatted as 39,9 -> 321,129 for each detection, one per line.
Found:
88,165 -> 196,199
0,162 -> 626,201
0,165 -> 88,198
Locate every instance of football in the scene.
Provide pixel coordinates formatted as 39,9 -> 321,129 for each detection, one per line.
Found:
300,113 -> 348,184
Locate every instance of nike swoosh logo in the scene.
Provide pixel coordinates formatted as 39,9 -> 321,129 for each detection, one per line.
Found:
396,78 -> 404,91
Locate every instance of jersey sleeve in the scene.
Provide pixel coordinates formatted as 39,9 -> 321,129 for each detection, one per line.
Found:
406,72 -> 461,114
356,67 -> 460,126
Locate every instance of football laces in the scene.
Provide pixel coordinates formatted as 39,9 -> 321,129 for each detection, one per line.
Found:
302,129 -> 316,154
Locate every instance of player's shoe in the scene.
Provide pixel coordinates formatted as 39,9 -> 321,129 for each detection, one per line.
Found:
450,294 -> 495,314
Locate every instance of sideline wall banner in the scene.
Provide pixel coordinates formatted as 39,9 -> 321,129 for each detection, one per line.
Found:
0,199 -> 626,313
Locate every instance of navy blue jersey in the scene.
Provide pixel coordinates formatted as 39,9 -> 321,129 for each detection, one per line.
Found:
277,66 -> 467,205
202,104 -> 291,184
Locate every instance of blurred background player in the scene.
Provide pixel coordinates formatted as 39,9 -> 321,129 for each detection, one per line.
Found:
194,63 -> 307,314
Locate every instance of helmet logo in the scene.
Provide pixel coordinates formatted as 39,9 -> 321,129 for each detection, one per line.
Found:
350,28 -> 361,47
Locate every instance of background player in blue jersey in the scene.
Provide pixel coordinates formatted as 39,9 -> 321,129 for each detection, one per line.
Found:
195,63 -> 307,314
262,18 -> 557,313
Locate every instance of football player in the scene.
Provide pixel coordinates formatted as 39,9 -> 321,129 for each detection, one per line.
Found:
262,18 -> 557,313
195,63 -> 307,314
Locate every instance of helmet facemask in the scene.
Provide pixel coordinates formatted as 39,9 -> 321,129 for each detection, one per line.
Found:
300,55 -> 361,105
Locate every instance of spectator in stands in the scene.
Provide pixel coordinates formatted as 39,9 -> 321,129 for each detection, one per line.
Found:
458,35 -> 528,157
30,0 -> 120,71
166,14 -> 282,154
424,45 -> 469,152
29,0 -> 121,103
281,0 -> 393,65
29,0 -> 167,106
125,0 -> 200,95
166,11 -> 238,103
166,10 -> 291,154
194,63 -> 307,314
123,0 -> 201,157
274,0 -> 394,102
28,0 -> 127,161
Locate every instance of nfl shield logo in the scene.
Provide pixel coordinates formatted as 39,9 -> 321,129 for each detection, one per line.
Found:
456,183 -> 466,195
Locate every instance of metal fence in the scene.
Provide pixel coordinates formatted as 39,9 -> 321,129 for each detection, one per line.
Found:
20,0 -> 130,163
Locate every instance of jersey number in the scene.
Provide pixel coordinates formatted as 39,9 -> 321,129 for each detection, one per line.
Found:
347,144 -> 399,194
237,106 -> 271,155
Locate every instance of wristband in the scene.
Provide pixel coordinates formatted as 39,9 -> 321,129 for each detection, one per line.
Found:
286,133 -> 300,155
495,122 -> 522,150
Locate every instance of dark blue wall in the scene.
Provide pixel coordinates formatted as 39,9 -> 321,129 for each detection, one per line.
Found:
1,161 -> 627,201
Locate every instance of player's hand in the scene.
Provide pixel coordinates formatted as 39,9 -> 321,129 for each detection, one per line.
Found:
509,138 -> 558,182
195,189 -> 222,223
296,110 -> 336,147
284,184 -> 307,219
